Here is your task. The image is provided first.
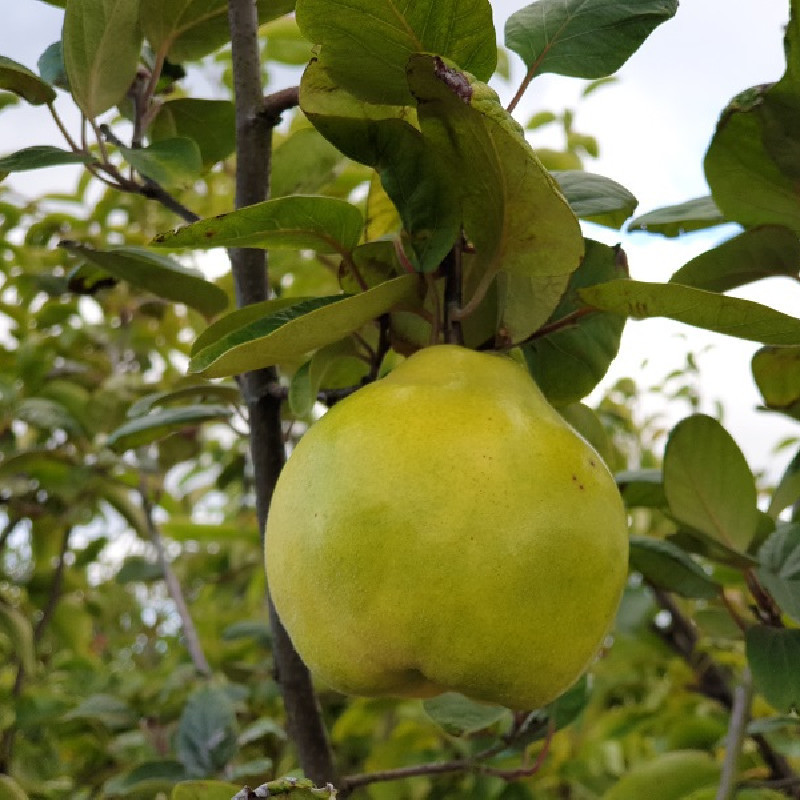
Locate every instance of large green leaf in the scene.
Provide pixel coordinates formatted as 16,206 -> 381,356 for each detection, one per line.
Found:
106,406 -> 232,453
0,145 -> 90,175
671,226 -> 800,292
768,446 -> 800,518
140,0 -> 295,62
627,195 -> 726,237
151,99 -> 236,168
746,625 -> 800,712
553,171 -> 638,229
752,345 -> 800,418
505,0 -> 678,80
152,195 -> 364,254
119,137 -> 203,187
60,242 -> 229,316
757,523 -> 800,623
62,0 -> 142,117
0,55 -> 57,105
629,536 -> 720,600
407,54 -> 583,342
523,239 -> 626,406
705,7 -> 800,233
295,0 -> 496,104
663,414 -> 758,553
190,274 -> 419,377
580,280 -> 800,345
299,60 -> 459,272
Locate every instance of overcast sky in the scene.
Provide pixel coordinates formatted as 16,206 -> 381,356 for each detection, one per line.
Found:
1,0 -> 798,481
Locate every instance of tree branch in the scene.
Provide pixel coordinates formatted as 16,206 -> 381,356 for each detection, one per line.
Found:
226,0 -> 336,785
652,588 -> 800,797
140,485 -> 212,677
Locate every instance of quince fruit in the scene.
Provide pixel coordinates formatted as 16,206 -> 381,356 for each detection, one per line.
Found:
266,345 -> 628,710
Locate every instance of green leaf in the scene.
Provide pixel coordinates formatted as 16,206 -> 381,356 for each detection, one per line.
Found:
95,479 -> 149,538
263,15 -> 313,65
221,620 -> 272,645
171,781 -> 243,800
299,60 -> 459,272
106,405 -> 231,453
296,0 -> 496,104
177,686 -> 238,778
152,99 -> 236,168
104,760 -> 188,796
629,536 -> 720,599
705,37 -> 800,234
64,693 -> 137,729
190,275 -> 419,378
0,602 -> 35,674
757,523 -> 800,623
505,0 -> 678,80
423,692 -> 508,736
115,555 -> 163,583
579,279 -> 800,345
746,625 -> 800,712
663,414 -> 758,553
160,518 -> 259,542
752,345 -> 800,418
119,137 -> 204,187
16,397 -> 84,435
553,171 -> 638,229
63,0 -> 142,118
238,717 -> 288,746
127,384 -> 241,418
523,239 -> 626,406
671,226 -> 800,292
615,469 -> 667,508
141,0 -> 294,62
0,55 -> 57,105
0,145 -> 89,175
768,447 -> 800,518
271,127 -> 345,198
37,41 -> 69,90
627,195 -> 727,237
407,54 -> 583,342
60,242 -> 229,316
152,194 -> 363,254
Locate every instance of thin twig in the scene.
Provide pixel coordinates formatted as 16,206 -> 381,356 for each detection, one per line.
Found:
342,717 -> 555,793
139,484 -> 212,677
652,588 -> 800,796
716,670 -> 753,800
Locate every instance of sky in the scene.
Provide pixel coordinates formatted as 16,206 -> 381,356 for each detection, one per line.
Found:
1,0 -> 798,482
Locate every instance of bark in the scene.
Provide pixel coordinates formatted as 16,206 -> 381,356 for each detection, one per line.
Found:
226,0 -> 336,784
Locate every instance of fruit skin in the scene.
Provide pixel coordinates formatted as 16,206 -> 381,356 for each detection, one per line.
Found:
266,345 -> 628,710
